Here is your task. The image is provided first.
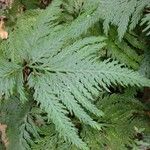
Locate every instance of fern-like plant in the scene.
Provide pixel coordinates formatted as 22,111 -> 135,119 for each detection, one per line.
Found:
0,0 -> 150,150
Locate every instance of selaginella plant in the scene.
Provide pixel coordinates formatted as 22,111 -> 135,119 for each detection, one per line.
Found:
0,0 -> 150,150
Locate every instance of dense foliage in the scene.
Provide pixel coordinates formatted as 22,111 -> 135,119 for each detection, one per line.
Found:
0,0 -> 150,150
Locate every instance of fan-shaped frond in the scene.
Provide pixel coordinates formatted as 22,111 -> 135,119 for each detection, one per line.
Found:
0,1 -> 149,149
27,35 -> 150,148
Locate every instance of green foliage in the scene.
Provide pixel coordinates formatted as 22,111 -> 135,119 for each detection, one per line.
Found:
0,96 -> 37,150
0,60 -> 22,99
98,0 -> 150,40
80,0 -> 150,40
0,0 -> 150,150
21,0 -> 39,9
141,13 -> 150,36
82,93 -> 150,150
105,30 -> 143,69
140,49 -> 150,78
32,91 -> 150,150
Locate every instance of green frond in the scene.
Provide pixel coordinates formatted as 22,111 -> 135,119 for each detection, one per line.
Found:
124,33 -> 146,50
82,92 -> 150,150
106,30 -> 143,69
61,0 -> 84,19
29,74 -> 89,150
5,1 -> 62,63
101,0 -> 137,40
141,13 -> 150,36
3,2 -> 149,145
0,1 -> 150,149
95,92 -> 150,149
28,34 -> 149,148
0,97 -> 37,150
32,92 -> 150,150
32,124 -> 78,150
96,0 -> 150,40
18,115 -> 40,150
0,60 -> 23,99
6,10 -> 42,63
129,0 -> 150,30
140,49 -> 150,78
